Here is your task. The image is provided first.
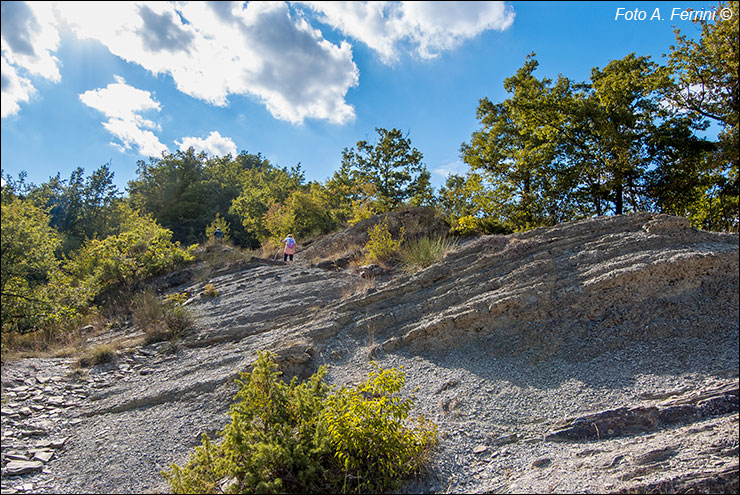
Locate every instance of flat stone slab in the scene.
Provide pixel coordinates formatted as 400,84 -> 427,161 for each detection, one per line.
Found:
33,451 -> 55,463
4,460 -> 44,475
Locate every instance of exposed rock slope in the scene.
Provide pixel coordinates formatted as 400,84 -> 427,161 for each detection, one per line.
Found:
2,212 -> 738,494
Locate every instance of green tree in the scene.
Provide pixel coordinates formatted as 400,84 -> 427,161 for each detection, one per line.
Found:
200,151 -> 268,247
407,168 -> 436,207
14,165 -> 124,253
60,206 -> 196,302
438,172 -> 511,234
342,128 -> 429,211
229,162 -> 304,245
459,52 -> 716,229
1,196 -> 61,333
460,55 -> 578,228
324,160 -> 359,225
587,53 -> 673,215
668,0 -> 738,230
645,116 -> 716,221
82,163 -> 122,239
262,182 -> 339,244
128,148 -> 209,245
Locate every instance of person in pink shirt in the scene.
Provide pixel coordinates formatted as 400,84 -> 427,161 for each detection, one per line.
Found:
282,234 -> 296,264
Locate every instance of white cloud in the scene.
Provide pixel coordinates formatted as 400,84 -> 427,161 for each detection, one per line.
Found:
3,1 -> 514,124
299,1 -> 515,63
176,131 -> 237,157
296,2 -> 404,63
1,56 -> 35,118
1,1 -> 61,117
433,160 -> 468,178
79,75 -> 168,157
55,1 -> 359,124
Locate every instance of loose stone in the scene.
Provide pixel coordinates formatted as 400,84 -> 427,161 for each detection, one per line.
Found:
4,460 -> 43,476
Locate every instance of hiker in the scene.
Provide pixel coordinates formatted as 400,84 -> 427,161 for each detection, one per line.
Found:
214,227 -> 224,242
282,234 -> 296,264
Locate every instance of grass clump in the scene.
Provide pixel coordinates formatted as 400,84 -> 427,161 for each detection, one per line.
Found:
163,351 -> 437,494
401,236 -> 457,273
76,343 -> 116,368
131,291 -> 194,344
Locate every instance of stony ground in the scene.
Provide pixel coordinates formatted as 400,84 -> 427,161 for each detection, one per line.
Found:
2,212 -> 738,494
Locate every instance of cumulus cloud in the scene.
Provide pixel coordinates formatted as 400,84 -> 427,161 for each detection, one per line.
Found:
79,75 -> 168,157
56,1 -> 358,124
299,1 -> 515,63
1,1 -> 61,117
1,57 -> 35,118
176,131 -> 237,157
2,1 -> 515,123
137,4 -> 195,53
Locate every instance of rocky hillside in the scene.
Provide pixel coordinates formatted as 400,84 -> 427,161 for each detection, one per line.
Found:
2,211 -> 738,494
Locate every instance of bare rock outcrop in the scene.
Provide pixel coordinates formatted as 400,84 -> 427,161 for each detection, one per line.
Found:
2,212 -> 738,494
321,213 -> 737,361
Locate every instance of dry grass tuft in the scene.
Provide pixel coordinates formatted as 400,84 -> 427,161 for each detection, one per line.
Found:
342,276 -> 376,300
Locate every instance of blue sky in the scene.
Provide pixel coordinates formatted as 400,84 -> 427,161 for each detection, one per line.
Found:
1,1 -> 721,194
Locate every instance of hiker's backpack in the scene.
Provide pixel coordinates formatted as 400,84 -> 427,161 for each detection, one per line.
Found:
286,237 -> 296,248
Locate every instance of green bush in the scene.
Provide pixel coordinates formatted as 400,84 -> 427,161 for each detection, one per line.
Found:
450,215 -> 513,235
201,283 -> 219,298
63,209 -> 196,296
163,351 -> 437,494
401,236 -> 457,273
364,216 -> 405,264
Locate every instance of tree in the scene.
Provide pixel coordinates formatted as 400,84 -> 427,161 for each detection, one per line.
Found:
128,148 -> 209,245
200,151 -> 267,247
407,168 -> 436,207
460,55 -> 577,228
587,53 -> 673,215
262,183 -> 336,242
13,165 -> 123,253
1,196 -> 61,333
323,160 -> 358,225
82,163 -> 121,239
644,116 -> 716,220
438,172 -> 498,233
228,161 -> 304,245
668,0 -> 738,230
458,51 -> 723,230
341,128 -> 429,211
60,205 -> 196,299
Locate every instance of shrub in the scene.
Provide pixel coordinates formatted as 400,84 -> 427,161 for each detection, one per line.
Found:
364,217 -> 405,264
165,292 -> 189,306
163,351 -> 437,494
63,209 -> 196,296
450,215 -> 513,236
401,236 -> 457,273
201,283 -> 219,298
